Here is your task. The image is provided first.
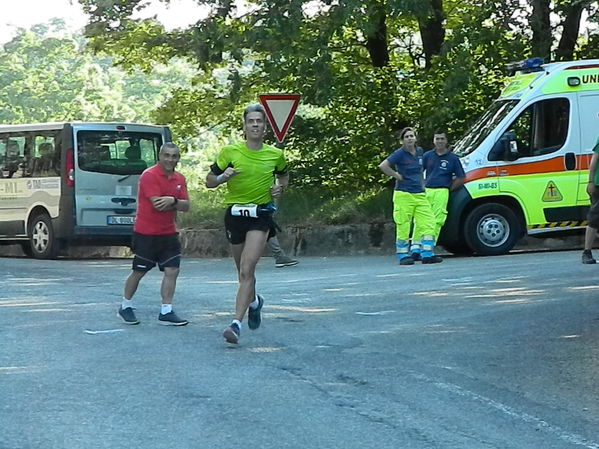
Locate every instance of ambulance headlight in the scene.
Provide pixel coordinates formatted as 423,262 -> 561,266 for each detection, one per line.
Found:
567,76 -> 581,87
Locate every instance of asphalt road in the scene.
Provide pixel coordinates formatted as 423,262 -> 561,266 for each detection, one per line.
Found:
1,251 -> 599,449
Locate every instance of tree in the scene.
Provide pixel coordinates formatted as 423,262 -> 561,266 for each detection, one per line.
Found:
77,0 -> 599,190
555,1 -> 591,60
530,0 -> 552,59
0,20 -> 195,125
417,0 -> 446,68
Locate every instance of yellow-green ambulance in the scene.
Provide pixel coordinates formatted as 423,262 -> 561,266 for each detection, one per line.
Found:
440,58 -> 599,255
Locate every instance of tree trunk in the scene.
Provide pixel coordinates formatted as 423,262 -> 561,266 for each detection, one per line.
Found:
418,0 -> 445,69
365,3 -> 390,68
555,3 -> 586,61
530,0 -> 552,60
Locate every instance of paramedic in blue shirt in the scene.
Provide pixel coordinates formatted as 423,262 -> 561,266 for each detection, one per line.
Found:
378,127 -> 442,265
415,130 -> 466,243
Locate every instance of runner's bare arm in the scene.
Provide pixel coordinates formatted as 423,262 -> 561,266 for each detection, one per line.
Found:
206,167 -> 241,188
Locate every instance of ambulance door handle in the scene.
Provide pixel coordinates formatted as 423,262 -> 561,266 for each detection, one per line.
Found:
564,152 -> 576,171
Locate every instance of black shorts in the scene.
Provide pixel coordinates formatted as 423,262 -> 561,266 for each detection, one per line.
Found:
131,232 -> 181,272
588,190 -> 599,229
224,207 -> 276,245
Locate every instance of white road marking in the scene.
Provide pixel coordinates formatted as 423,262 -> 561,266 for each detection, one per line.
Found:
412,372 -> 599,449
84,329 -> 125,335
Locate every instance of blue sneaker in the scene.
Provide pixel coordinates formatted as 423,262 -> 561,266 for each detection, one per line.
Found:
158,311 -> 188,326
223,322 -> 241,344
247,294 -> 264,330
117,306 -> 139,325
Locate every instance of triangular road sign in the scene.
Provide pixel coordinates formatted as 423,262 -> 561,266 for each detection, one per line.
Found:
258,93 -> 301,142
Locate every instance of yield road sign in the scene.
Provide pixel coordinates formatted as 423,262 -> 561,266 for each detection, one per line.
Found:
258,93 -> 301,142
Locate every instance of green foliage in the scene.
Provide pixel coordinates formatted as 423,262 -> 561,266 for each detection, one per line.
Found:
77,0 -> 564,193
275,187 -> 394,225
11,1 -> 599,203
0,20 -> 196,125
178,187 -> 226,229
175,183 -> 394,229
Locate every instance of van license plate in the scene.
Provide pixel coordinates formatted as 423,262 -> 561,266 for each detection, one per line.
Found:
107,216 -> 135,225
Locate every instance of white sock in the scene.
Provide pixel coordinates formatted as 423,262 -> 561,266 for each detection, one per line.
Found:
249,295 -> 260,310
122,298 -> 134,309
232,319 -> 242,328
161,304 -> 172,315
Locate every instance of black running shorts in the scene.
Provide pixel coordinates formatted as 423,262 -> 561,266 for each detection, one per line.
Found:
131,232 -> 181,272
224,207 -> 276,245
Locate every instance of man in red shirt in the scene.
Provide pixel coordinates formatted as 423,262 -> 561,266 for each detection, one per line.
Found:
117,142 -> 190,326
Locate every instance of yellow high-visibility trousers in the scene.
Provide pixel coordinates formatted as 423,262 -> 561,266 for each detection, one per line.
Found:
413,187 -> 449,241
393,190 -> 435,257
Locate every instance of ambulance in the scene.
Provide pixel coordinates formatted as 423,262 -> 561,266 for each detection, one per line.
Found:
439,58 -> 599,255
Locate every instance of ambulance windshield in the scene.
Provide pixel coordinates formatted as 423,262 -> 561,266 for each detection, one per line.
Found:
453,99 -> 519,157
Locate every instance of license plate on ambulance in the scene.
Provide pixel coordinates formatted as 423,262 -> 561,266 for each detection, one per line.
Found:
107,215 -> 135,225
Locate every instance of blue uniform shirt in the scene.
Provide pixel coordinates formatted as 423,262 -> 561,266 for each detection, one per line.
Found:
422,150 -> 465,188
386,146 -> 425,193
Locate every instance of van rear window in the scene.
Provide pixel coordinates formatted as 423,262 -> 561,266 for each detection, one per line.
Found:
77,131 -> 161,175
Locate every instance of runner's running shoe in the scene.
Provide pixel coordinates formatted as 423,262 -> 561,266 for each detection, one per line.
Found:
223,322 -> 241,344
158,311 -> 188,326
248,294 -> 264,330
117,306 -> 140,325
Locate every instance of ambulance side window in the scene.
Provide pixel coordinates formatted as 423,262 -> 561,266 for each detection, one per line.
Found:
507,107 -> 532,157
504,98 -> 569,159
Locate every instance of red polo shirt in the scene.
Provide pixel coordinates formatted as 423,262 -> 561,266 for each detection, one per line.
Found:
134,164 -> 188,235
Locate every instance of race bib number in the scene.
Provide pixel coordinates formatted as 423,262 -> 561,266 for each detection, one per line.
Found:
231,203 -> 258,218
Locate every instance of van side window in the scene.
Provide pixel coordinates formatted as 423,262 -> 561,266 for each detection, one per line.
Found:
0,136 -> 27,178
31,136 -> 60,177
501,98 -> 570,159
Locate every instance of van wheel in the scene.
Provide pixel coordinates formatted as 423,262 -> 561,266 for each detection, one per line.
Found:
464,203 -> 521,255
28,214 -> 58,259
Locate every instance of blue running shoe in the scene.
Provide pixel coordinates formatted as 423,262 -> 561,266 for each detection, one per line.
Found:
158,311 -> 188,326
117,306 -> 140,325
248,294 -> 264,330
223,322 -> 240,344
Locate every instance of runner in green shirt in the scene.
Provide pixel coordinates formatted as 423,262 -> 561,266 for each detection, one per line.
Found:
206,104 -> 289,343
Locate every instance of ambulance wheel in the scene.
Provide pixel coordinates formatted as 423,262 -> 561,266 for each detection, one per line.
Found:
27,213 -> 59,259
464,203 -> 521,255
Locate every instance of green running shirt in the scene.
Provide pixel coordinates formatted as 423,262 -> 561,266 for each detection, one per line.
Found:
593,136 -> 599,187
213,142 -> 288,204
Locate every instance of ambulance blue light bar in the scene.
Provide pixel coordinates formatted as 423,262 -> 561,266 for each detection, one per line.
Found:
506,57 -> 545,76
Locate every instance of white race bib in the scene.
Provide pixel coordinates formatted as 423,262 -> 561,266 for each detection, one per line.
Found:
231,203 -> 258,218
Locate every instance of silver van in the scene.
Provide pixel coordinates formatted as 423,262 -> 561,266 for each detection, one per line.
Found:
0,122 -> 171,258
